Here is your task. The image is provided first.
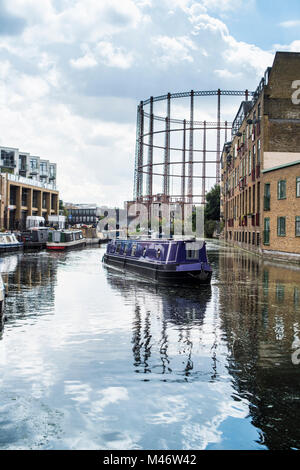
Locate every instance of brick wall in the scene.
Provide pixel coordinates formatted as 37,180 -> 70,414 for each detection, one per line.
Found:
262,163 -> 300,254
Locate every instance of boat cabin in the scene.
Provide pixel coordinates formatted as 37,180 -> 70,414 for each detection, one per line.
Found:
106,239 -> 208,264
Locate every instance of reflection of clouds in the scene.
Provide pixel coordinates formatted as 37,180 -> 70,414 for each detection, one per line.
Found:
92,387 -> 129,413
181,384 -> 249,450
64,381 -> 92,404
146,395 -> 191,425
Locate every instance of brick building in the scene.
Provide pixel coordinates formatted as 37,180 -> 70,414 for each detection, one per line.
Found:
221,51 -> 300,261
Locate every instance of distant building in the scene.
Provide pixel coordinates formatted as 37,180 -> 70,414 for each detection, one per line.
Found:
64,203 -> 100,226
221,51 -> 300,261
0,145 -> 59,230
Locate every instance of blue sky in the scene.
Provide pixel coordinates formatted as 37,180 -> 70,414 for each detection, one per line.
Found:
0,0 -> 299,205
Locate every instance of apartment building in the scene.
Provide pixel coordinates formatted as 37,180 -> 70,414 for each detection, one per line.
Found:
221,51 -> 300,261
1,146 -> 57,185
0,145 -> 59,230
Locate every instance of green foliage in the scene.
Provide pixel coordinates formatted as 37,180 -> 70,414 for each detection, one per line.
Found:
204,184 -> 220,221
204,220 -> 217,238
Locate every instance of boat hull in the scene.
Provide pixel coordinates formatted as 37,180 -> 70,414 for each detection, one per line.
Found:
103,253 -> 212,285
0,244 -> 23,253
23,242 -> 47,250
46,239 -> 86,251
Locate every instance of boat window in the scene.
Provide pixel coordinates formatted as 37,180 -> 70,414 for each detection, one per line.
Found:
143,247 -> 147,257
116,243 -> 121,253
131,244 -> 137,256
156,248 -> 161,259
186,249 -> 199,260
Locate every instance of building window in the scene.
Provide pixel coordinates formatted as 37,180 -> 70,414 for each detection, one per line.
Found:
263,218 -> 270,245
278,180 -> 286,200
40,162 -> 47,176
297,177 -> 300,198
277,217 -> 286,237
264,183 -> 270,211
296,217 -> 300,237
30,159 -> 38,171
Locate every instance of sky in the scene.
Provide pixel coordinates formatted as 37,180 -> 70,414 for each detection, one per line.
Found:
0,0 -> 300,207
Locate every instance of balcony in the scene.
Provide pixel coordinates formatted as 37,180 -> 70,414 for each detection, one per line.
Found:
2,161 -> 16,169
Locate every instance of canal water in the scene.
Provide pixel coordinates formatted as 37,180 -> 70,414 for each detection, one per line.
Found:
0,241 -> 299,450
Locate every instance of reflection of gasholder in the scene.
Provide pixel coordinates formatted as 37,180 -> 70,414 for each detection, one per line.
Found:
105,269 -> 212,377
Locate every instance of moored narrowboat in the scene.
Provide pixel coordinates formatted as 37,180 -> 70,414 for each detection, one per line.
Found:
20,227 -> 49,250
46,229 -> 86,251
0,232 -> 23,253
102,238 -> 212,284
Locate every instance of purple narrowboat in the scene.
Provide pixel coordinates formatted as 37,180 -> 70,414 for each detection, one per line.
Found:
102,238 -> 212,284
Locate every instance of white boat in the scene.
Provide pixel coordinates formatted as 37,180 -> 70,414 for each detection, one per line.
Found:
0,232 -> 23,253
46,229 -> 86,251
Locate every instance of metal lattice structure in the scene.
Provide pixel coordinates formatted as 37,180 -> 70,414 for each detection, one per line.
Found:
133,89 -> 254,205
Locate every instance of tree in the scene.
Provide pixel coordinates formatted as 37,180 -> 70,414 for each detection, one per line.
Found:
204,185 -> 220,238
204,185 -> 220,221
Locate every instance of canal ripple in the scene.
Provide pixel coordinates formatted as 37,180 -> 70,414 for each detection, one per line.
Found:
0,241 -> 299,450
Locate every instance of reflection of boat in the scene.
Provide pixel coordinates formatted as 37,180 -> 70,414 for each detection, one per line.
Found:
0,232 -> 23,253
20,227 -> 49,250
106,269 -> 211,324
105,269 -> 211,378
0,255 -> 19,274
46,229 -> 86,251
103,238 -> 212,285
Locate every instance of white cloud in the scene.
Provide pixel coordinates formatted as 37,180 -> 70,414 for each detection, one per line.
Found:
272,40 -> 300,52
70,53 -> 98,70
95,41 -> 135,69
0,0 -> 285,206
189,13 -> 229,37
279,20 -> 300,28
70,41 -> 135,70
215,69 -> 242,79
6,0 -> 145,44
152,35 -> 198,66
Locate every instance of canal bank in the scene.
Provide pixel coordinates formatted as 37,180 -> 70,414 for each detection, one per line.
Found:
0,241 -> 299,450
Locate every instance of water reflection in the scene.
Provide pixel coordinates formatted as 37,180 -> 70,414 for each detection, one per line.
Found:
0,245 -> 299,449
0,253 -> 58,332
217,245 -> 300,450
106,271 -> 212,381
